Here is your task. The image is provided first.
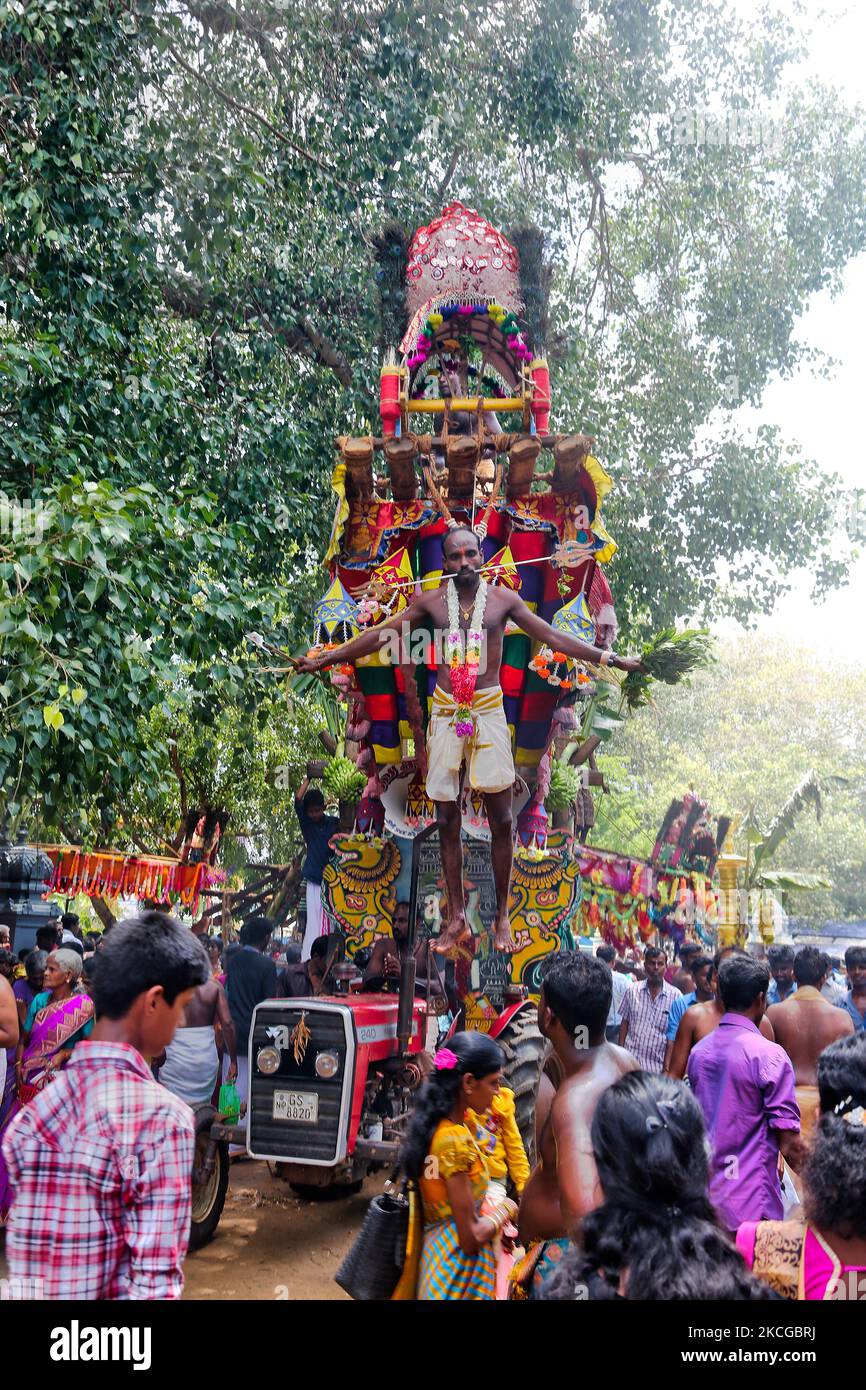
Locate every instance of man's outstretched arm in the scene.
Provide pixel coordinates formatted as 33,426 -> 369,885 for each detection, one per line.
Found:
504,592 -> 642,672
295,594 -> 428,672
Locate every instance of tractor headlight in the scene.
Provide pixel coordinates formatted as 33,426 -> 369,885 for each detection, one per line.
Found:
257,1046 -> 281,1075
315,1051 -> 339,1079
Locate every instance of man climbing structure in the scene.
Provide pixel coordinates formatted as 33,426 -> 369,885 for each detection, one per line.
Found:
296,526 -> 641,956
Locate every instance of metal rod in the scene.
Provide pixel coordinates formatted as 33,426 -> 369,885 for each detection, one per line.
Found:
355,550 -> 589,593
398,822 -> 438,1055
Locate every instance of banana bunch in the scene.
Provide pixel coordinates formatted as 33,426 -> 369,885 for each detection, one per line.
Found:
323,755 -> 367,803
546,761 -> 582,811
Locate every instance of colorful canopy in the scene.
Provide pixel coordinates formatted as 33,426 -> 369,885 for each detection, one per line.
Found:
402,202 -> 522,352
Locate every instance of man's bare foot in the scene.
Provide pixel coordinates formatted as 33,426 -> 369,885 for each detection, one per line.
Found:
493,916 -> 516,953
431,917 -> 472,957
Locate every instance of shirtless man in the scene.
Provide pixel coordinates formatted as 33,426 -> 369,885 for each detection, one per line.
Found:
297,527 -> 641,955
767,945 -> 853,1140
663,952 -> 715,1073
667,946 -> 776,1080
157,976 -> 237,1109
518,952 -> 637,1292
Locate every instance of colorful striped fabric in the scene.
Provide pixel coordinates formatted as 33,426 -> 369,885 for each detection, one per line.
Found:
417,1219 -> 497,1301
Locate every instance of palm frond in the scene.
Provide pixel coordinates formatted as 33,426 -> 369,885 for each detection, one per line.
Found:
754,868 -> 832,892
753,769 -> 823,867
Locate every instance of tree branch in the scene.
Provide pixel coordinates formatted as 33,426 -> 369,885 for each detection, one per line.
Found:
161,269 -> 356,388
168,735 -> 188,831
163,39 -> 355,197
178,1 -> 288,38
91,896 -> 118,931
436,145 -> 463,204
298,315 -> 353,388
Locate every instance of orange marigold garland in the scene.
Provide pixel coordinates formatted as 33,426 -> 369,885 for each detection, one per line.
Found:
529,645 -> 593,692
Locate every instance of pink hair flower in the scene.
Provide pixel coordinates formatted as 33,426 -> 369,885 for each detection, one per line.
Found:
433,1047 -> 459,1071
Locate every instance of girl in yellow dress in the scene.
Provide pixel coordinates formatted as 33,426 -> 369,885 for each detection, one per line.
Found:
466,1084 -> 530,1297
399,1032 -> 517,1300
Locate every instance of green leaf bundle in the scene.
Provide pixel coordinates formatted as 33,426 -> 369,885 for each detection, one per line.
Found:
621,628 -> 715,710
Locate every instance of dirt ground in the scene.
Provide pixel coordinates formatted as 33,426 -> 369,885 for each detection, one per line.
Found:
183,1160 -> 382,1301
0,1161 -> 383,1302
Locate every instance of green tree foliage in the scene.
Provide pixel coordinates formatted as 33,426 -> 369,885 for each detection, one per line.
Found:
2,0 -> 865,838
595,638 -> 866,924
119,689 -> 324,869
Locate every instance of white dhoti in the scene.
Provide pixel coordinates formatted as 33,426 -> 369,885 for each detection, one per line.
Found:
302,881 -> 329,960
425,685 -> 515,804
160,1025 -> 219,1109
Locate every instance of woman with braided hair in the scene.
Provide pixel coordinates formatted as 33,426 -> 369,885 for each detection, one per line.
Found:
737,1031 -> 866,1299
399,1030 -> 517,1300
542,1071 -> 773,1301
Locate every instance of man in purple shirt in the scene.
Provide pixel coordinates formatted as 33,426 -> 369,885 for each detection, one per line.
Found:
688,953 -> 806,1234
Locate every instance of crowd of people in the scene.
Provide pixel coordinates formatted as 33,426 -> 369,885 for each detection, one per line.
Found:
398,941 -> 866,1301
0,906 -> 864,1303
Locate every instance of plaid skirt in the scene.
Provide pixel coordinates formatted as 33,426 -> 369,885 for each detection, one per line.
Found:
418,1220 -> 497,1301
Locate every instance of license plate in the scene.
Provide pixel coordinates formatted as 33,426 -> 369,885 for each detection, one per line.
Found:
272,1089 -> 318,1124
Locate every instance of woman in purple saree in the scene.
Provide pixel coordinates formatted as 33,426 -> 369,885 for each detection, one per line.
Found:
0,950 -> 45,1130
0,948 -> 93,1223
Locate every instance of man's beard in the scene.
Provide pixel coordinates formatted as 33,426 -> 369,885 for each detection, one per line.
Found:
454,566 -> 479,590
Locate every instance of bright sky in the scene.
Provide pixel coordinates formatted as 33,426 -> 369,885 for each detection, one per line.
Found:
713,1 -> 866,666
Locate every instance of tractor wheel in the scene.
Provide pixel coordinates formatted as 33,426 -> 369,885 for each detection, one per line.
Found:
189,1111 -> 229,1251
496,1007 -> 547,1167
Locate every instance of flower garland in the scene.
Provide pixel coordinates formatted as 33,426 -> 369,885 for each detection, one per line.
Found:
46,850 -> 208,916
406,302 -> 534,376
305,642 -> 354,678
446,577 -> 488,736
529,645 -> 593,693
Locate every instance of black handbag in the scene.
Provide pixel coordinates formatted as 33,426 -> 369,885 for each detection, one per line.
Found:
335,1187 -> 409,1301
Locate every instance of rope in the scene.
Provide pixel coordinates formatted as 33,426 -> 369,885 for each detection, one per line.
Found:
591,795 -> 655,859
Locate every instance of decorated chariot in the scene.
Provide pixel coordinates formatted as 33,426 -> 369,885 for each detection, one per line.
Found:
297,203 -> 728,1021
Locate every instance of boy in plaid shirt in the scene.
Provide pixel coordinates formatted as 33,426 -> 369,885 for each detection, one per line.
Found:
2,911 -> 209,1299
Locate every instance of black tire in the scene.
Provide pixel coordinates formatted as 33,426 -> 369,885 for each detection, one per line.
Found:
189,1111 -> 229,1251
289,1178 -> 364,1201
496,1006 -> 547,1167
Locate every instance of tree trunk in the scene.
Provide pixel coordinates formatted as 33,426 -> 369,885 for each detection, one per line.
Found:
91,895 -> 117,931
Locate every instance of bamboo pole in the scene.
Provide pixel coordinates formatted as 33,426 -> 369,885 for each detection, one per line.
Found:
405,396 -> 525,414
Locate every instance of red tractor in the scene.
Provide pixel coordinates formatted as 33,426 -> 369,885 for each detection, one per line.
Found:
190,863 -> 547,1248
